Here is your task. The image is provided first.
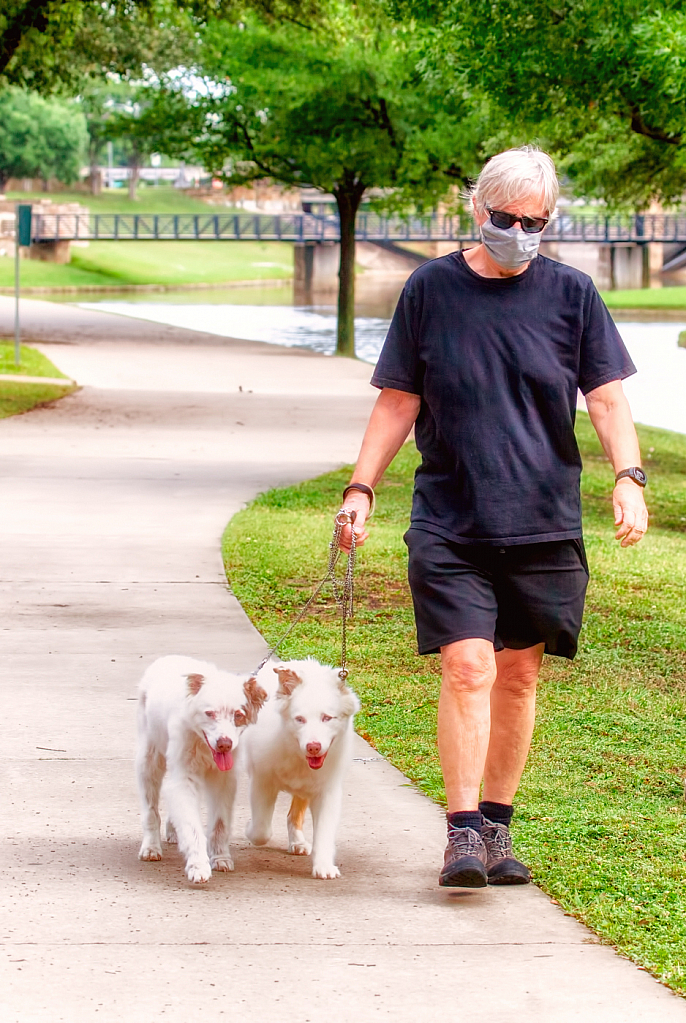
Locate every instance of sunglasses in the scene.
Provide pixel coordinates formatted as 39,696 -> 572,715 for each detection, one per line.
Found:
486,207 -> 549,234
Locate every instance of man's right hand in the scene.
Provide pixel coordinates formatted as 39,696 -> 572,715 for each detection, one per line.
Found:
336,387 -> 420,554
338,492 -> 371,553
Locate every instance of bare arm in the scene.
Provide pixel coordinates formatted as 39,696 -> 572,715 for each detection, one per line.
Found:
585,379 -> 648,547
340,387 -> 421,549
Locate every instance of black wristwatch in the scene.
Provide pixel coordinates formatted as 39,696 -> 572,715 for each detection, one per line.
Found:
615,467 -> 647,488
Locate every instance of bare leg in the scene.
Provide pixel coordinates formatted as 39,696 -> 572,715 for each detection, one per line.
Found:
482,644 -> 543,805
438,638 -> 497,812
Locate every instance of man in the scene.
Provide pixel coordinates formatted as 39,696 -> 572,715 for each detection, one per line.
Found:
340,146 -> 648,888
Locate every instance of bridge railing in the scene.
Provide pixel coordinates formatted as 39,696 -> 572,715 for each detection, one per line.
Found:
28,211 -> 686,244
549,214 -> 686,242
31,212 -> 343,243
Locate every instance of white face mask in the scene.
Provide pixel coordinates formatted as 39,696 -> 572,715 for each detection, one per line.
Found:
479,217 -> 541,270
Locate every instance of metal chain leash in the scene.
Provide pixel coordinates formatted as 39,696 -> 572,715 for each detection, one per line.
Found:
329,509 -> 356,680
250,509 -> 357,682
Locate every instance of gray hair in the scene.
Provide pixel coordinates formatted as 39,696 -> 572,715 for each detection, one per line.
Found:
468,146 -> 559,216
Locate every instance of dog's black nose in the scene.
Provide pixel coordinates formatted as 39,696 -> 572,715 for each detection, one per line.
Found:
216,736 -> 233,753
306,742 -> 322,756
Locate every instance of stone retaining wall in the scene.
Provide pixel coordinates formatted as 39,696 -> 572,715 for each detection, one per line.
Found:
0,198 -> 90,261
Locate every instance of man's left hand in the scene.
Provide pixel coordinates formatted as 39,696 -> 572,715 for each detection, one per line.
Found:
613,479 -> 648,547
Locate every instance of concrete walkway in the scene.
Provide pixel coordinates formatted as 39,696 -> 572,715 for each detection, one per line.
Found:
1,296 -> 685,1022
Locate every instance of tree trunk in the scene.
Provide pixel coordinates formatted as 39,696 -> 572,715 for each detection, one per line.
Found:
89,155 -> 102,196
128,161 -> 140,201
334,185 -> 364,357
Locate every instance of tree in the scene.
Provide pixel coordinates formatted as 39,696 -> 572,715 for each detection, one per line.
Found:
99,79 -> 208,200
162,8 -> 487,355
79,86 -> 110,196
1,2 -> 185,93
389,0 -> 686,208
105,86 -> 178,200
0,87 -> 87,192
0,1 -> 324,94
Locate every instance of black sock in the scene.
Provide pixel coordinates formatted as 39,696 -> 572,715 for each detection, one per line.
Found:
479,801 -> 513,827
447,810 -> 482,833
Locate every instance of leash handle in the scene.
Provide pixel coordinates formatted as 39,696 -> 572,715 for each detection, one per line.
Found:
252,507 -> 359,683
331,509 -> 356,681
250,507 -> 357,682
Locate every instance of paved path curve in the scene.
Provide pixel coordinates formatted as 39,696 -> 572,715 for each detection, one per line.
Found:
1,296 -> 685,1022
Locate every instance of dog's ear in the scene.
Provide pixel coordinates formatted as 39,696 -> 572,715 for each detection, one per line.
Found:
242,676 -> 268,724
338,690 -> 360,718
274,665 -> 302,696
337,672 -> 355,694
186,673 -> 204,695
336,674 -> 360,717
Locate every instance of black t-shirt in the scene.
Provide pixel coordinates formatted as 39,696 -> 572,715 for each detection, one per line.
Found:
371,251 -> 636,545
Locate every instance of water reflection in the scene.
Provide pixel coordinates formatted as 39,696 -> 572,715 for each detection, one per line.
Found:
76,278 -> 405,364
70,278 -> 686,434
612,322 -> 686,435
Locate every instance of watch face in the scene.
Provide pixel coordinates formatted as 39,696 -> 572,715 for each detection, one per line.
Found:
633,467 -> 647,485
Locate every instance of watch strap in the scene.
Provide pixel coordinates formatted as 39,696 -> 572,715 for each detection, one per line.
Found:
342,482 -> 376,516
615,467 -> 647,487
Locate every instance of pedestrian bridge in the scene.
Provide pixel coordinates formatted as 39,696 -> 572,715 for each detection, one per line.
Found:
29,210 -> 686,245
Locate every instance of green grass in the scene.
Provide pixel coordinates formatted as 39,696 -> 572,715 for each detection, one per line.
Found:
0,258 -> 123,289
601,286 -> 686,309
222,413 -> 686,995
0,342 -> 69,378
69,241 -> 293,285
0,342 -> 75,416
5,185 -> 225,216
0,240 -> 294,290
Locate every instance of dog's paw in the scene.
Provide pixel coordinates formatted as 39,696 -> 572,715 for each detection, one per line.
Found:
186,860 -> 212,884
289,840 -> 312,856
312,863 -> 341,880
138,841 -> 163,862
211,854 -> 234,872
165,820 -> 178,844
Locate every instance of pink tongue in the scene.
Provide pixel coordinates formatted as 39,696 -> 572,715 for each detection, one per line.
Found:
212,749 -> 233,771
307,755 -> 325,770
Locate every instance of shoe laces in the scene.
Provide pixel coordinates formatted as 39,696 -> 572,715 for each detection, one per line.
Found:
446,825 -> 483,856
481,819 -> 512,858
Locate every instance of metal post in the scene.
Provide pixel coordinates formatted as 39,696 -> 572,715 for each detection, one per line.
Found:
14,225 -> 20,366
14,204 -> 32,366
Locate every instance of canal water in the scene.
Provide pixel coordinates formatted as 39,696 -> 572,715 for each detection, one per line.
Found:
71,279 -> 686,435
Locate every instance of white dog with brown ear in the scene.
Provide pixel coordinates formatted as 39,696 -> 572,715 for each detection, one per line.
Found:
243,658 -> 360,879
136,655 -> 267,883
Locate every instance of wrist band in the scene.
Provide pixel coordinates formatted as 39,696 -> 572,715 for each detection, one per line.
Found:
342,482 -> 375,517
615,467 -> 647,488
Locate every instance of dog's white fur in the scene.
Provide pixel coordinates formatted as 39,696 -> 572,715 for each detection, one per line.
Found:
136,655 -> 267,883
243,658 -> 360,879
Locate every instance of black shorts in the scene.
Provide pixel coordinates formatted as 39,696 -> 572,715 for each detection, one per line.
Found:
405,528 -> 589,659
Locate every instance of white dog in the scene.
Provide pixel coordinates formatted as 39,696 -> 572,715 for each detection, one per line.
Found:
136,655 -> 267,883
243,658 -> 360,879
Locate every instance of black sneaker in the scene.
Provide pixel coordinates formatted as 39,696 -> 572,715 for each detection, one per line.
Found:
481,818 -> 531,885
439,825 -> 488,888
